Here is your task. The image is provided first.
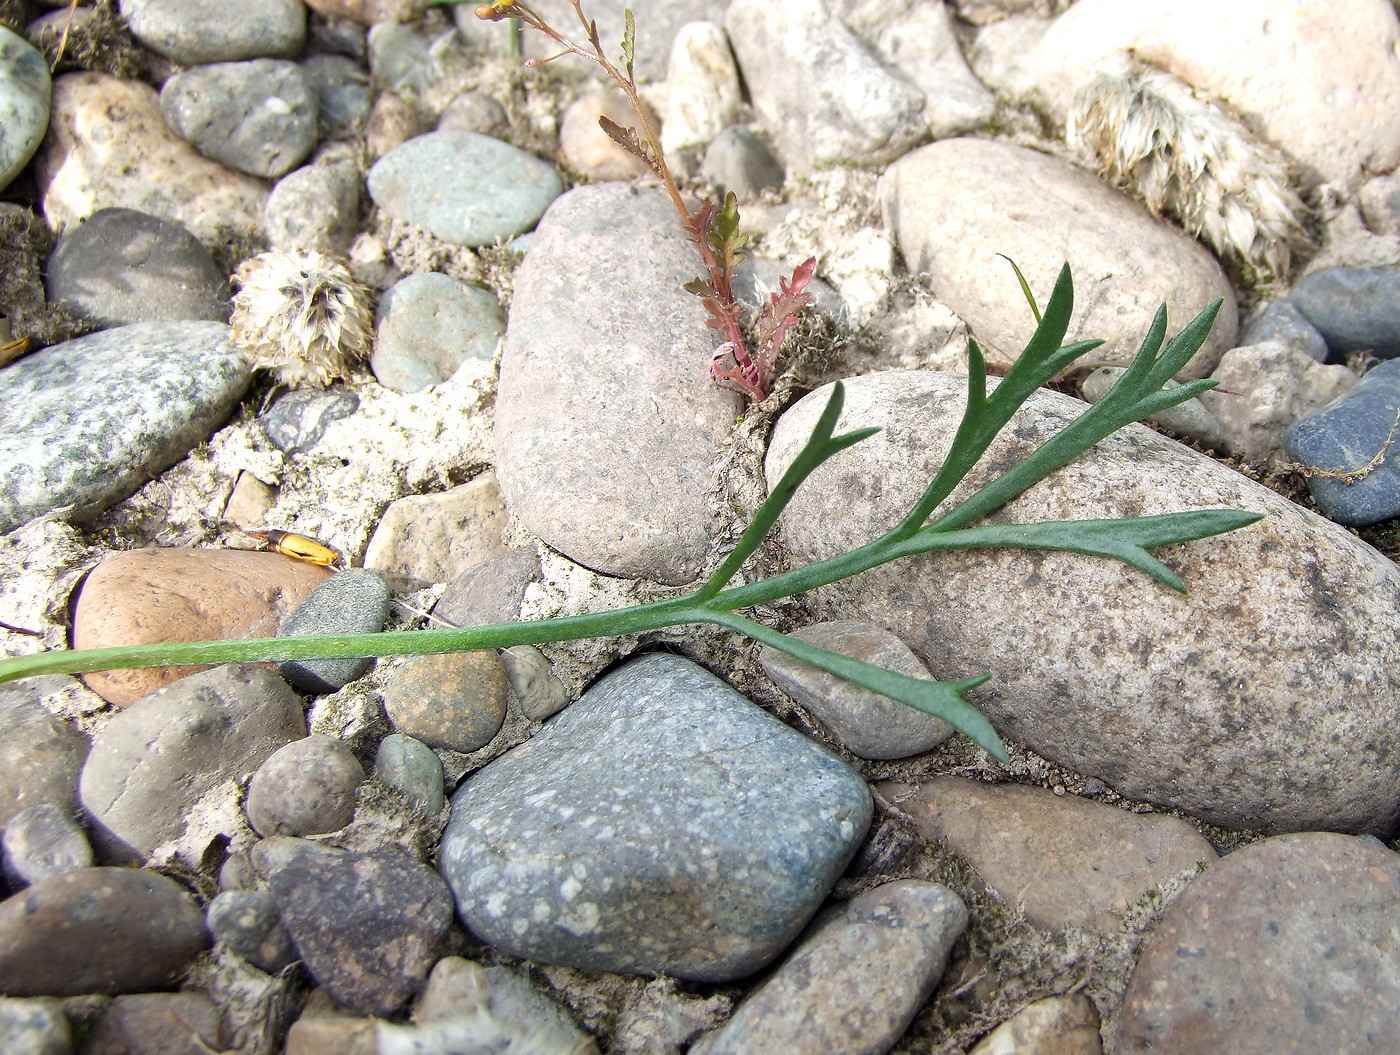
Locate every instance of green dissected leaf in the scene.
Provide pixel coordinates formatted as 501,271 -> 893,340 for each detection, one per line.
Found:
621,8 -> 635,81
707,192 -> 747,278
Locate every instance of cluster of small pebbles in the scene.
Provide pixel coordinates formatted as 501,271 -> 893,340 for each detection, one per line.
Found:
2,0 -> 1400,1053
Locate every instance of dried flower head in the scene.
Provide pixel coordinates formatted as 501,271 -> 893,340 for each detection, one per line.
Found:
230,250 -> 373,388
1069,52 -> 1312,284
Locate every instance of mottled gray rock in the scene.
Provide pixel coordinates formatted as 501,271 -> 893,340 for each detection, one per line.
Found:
1240,297 -> 1329,363
499,645 -> 570,722
883,776 -> 1216,933
245,735 -> 364,837
494,184 -> 741,584
206,888 -> 297,973
1292,266 -> 1400,359
0,27 -> 50,195
760,621 -> 954,759
265,159 -> 362,254
437,90 -> 508,137
367,131 -> 563,247
252,837 -> 455,1016
260,387 -> 360,455
1284,359 -> 1400,526
433,548 -> 541,628
278,569 -> 391,694
0,997 -> 70,1055
81,992 -> 228,1055
160,60 -> 318,179
373,734 -> 445,817
0,867 -> 205,996
118,0 -> 306,64
702,125 -> 785,200
1118,833 -> 1400,1054
380,651 -> 508,752
767,372 -> 1400,834
371,274 -> 504,393
691,881 -> 967,1055
45,208 -> 230,327
0,321 -> 250,533
726,0 -> 926,173
79,665 -> 307,860
880,139 -> 1236,376
0,688 -> 88,830
2,804 -> 93,888
300,53 -> 371,141
440,653 -> 872,981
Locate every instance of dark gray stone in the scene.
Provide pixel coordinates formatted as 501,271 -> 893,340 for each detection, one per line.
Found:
0,687 -> 88,831
1292,266 -> 1400,359
371,274 -> 504,393
81,992 -> 228,1054
1240,297 -> 1329,363
206,888 -> 297,973
45,208 -> 230,327
261,387 -> 360,455
702,125 -> 785,201
277,569 -> 391,693
2,804 -> 93,888
439,653 -> 872,982
160,59 -> 319,179
1284,359 -> 1400,526
118,0 -> 306,65
300,53 -> 371,141
252,837 -> 454,1016
0,321 -> 250,533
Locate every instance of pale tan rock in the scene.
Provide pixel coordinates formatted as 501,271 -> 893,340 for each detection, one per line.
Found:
661,22 -> 741,160
70,548 -> 333,706
559,89 -> 654,182
302,0 -> 421,25
767,372 -> 1400,834
1014,0 -> 1400,193
880,139 -> 1236,377
969,993 -> 1103,1055
364,91 -> 424,162
35,72 -> 268,242
363,473 -> 510,591
881,776 -> 1215,933
285,1016 -> 378,1055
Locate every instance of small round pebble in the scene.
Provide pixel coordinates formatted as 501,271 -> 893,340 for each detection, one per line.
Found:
206,888 -> 298,972
260,387 -> 360,455
0,688 -> 89,830
373,733 -> 445,816
245,734 -> 365,837
2,804 -> 93,888
1291,266 -> 1400,359
265,160 -> 362,254
437,90 -> 508,136
0,27 -> 51,195
703,125 -> 785,200
45,208 -> 230,327
0,997 -> 71,1055
371,274 -> 505,393
160,59 -> 319,179
277,569 -> 392,694
118,0 -> 306,64
380,651 -> 508,752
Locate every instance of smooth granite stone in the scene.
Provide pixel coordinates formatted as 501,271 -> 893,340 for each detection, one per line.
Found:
252,837 -> 455,1016
160,59 -> 318,179
1240,297 -> 1330,363
0,867 -> 206,996
118,0 -> 306,64
367,131 -> 563,247
278,569 -> 392,694
1291,266 -> 1400,359
1284,359 -> 1400,526
45,208 -> 230,326
260,387 -> 360,455
0,27 -> 51,195
371,273 -> 505,393
439,653 -> 873,982
0,321 -> 250,534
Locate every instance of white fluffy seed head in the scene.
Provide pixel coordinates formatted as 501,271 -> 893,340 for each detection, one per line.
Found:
1068,52 -> 1313,284
230,250 -> 374,388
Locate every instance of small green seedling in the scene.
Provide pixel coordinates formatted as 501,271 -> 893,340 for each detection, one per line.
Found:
0,267 -> 1264,763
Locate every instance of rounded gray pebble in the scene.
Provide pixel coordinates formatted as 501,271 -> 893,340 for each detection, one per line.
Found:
245,734 -> 365,837
260,387 -> 360,455
277,569 -> 391,693
1240,297 -> 1329,363
46,208 -> 230,327
703,125 -> 785,200
265,159 -> 362,254
371,273 -> 505,392
206,888 -> 298,972
2,804 -> 93,889
437,90 -> 508,136
119,0 -> 306,64
373,733 -> 445,816
1292,266 -> 1400,359
160,59 -> 318,179
0,27 -> 51,195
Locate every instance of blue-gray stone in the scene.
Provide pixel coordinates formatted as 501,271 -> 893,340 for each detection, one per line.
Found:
367,131 -> 563,247
1292,267 -> 1400,359
261,387 -> 360,455
278,569 -> 391,693
371,273 -> 505,393
1241,297 -> 1329,363
118,0 -> 306,64
373,733 -> 445,816
1284,359 -> 1400,526
0,27 -> 50,195
46,208 -> 230,327
439,652 -> 872,982
160,59 -> 318,179
300,54 -> 371,141
703,125 -> 784,201
0,321 -> 250,533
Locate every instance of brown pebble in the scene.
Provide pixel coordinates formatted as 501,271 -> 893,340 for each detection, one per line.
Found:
82,992 -> 228,1055
559,90 -> 656,181
70,547 -> 334,706
381,651 -> 508,752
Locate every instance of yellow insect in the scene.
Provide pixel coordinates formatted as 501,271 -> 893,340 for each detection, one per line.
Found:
238,528 -> 341,568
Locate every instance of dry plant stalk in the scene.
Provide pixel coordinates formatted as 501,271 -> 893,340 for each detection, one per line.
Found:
474,0 -> 813,401
1069,52 -> 1312,284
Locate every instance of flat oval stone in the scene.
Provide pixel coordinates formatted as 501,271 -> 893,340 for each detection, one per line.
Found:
0,867 -> 206,996
277,568 -> 391,694
767,372 -> 1400,834
439,652 -> 872,982
380,651 -> 508,753
0,27 -> 50,194
118,0 -> 306,64
367,131 -> 562,247
0,321 -> 250,535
